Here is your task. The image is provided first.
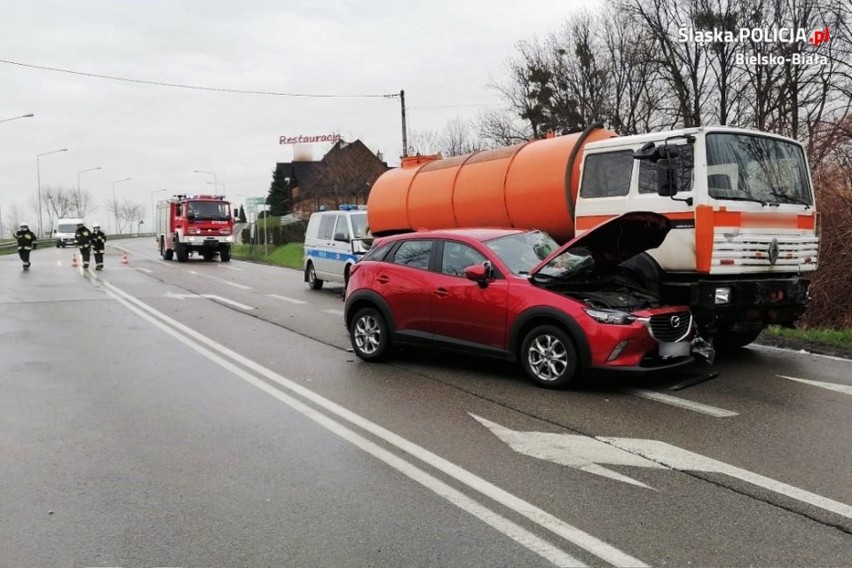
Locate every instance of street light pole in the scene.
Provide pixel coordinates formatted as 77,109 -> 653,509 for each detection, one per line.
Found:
0,113 -> 34,124
36,148 -> 68,238
77,166 -> 102,194
206,181 -> 225,194
111,177 -> 132,234
193,170 -> 218,195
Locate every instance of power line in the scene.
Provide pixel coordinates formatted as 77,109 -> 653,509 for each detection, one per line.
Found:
0,58 -> 398,99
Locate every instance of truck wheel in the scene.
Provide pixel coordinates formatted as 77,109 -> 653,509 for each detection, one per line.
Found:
164,246 -> 174,261
520,325 -> 579,389
349,307 -> 390,361
202,252 -> 213,261
176,243 -> 189,263
307,262 -> 323,290
715,330 -> 761,351
220,246 -> 231,262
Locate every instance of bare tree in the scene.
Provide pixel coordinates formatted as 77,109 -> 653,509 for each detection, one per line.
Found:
116,201 -> 145,234
477,107 -> 532,146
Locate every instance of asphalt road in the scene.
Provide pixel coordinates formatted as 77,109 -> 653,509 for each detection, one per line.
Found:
1,239 -> 850,567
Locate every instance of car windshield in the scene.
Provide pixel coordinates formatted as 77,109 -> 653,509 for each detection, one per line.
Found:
706,133 -> 813,206
484,231 -> 559,275
58,224 -> 77,233
351,213 -> 367,238
535,248 -> 595,279
188,201 -> 231,220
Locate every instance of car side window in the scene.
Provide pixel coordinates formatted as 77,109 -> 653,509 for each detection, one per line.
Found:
391,240 -> 433,270
580,150 -> 634,198
318,215 -> 335,240
334,215 -> 350,241
441,241 -> 487,277
361,241 -> 392,262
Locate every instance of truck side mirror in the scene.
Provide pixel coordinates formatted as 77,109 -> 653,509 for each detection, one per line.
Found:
656,152 -> 680,197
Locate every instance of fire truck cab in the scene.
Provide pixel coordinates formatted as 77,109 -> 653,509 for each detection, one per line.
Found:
156,194 -> 234,262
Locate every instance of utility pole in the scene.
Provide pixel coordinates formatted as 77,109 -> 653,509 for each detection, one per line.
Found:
400,89 -> 408,157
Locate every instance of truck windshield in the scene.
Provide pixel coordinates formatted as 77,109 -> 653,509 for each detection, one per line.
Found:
706,133 -> 813,206
188,201 -> 231,220
57,224 -> 77,233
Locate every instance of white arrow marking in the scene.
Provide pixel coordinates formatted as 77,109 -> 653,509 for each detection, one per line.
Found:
624,389 -> 739,418
267,294 -> 307,305
472,415 -> 852,519
202,294 -> 254,310
471,415 -> 663,489
777,375 -> 852,396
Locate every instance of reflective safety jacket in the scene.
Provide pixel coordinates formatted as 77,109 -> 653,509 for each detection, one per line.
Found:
75,226 -> 92,249
92,230 -> 107,252
15,229 -> 36,250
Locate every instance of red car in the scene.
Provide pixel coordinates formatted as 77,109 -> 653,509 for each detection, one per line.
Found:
344,212 -> 696,388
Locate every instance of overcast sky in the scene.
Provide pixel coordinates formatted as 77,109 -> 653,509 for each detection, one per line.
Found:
0,0 -> 600,233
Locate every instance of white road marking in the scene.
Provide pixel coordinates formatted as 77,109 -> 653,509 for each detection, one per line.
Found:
472,415 -> 662,489
777,375 -> 852,396
750,343 -> 852,363
102,280 -> 646,568
602,437 -> 852,520
133,267 -> 153,273
474,415 -> 852,520
267,294 -> 307,305
202,294 -> 254,310
163,292 -> 254,310
224,280 -> 251,290
189,270 -> 199,275
624,389 -> 738,418
324,308 -> 345,317
223,266 -> 243,271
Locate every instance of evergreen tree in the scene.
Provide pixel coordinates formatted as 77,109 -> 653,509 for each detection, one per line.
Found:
238,205 -> 247,222
266,165 -> 292,215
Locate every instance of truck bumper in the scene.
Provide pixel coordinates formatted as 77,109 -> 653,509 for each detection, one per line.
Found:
685,276 -> 810,333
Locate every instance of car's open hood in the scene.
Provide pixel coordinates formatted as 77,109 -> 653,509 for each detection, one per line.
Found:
530,211 -> 672,278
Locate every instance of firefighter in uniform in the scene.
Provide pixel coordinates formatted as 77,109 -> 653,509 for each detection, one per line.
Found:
91,222 -> 107,270
75,221 -> 93,269
15,222 -> 36,270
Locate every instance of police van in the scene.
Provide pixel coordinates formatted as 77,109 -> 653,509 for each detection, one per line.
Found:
303,205 -> 368,290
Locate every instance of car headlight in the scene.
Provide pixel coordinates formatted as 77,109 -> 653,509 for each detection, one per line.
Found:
583,308 -> 637,325
714,287 -> 731,304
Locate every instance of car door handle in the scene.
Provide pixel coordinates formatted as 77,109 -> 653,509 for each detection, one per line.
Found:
376,275 -> 390,284
433,287 -> 449,298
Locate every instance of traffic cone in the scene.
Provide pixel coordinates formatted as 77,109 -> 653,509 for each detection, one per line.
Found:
122,253 -> 129,265
71,254 -> 78,268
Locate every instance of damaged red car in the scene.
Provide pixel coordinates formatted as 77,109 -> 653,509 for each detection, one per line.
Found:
344,211 -> 700,388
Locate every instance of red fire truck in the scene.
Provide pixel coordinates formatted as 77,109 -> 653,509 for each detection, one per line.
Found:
155,194 -> 234,262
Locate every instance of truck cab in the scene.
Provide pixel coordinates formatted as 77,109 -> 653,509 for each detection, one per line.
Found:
575,127 -> 818,343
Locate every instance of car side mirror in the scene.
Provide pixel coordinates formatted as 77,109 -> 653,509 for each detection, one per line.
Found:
334,232 -> 350,243
464,263 -> 489,286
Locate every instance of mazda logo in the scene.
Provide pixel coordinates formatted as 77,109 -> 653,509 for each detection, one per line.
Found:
670,315 -> 681,328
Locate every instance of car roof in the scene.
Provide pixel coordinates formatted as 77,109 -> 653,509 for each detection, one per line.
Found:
382,227 -> 531,242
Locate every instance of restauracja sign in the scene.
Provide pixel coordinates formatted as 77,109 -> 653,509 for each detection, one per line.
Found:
279,133 -> 341,144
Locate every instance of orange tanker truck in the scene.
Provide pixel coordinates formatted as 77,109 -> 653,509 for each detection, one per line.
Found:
367,124 -> 819,348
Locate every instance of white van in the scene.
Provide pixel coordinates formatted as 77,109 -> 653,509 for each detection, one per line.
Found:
54,218 -> 83,247
303,206 -> 368,290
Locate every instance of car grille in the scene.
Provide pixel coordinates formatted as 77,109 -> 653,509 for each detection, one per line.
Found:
648,312 -> 692,342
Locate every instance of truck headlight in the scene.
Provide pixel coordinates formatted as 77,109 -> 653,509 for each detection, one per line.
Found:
714,287 -> 731,304
583,308 -> 637,325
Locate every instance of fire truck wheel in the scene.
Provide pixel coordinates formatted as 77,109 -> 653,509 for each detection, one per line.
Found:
220,247 -> 231,262
307,262 -> 323,290
176,243 -> 189,262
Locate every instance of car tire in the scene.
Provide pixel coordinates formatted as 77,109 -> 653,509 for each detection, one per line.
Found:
520,325 -> 579,389
307,262 -> 323,290
349,307 -> 390,361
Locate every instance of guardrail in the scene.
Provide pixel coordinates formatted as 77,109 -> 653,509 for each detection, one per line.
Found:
1,233 -> 156,255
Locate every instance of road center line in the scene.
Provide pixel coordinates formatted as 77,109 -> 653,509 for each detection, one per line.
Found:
624,389 -> 739,418
101,279 -> 647,568
202,294 -> 254,310
267,294 -> 307,305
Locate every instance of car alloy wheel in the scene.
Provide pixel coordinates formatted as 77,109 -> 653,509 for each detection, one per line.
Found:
350,307 -> 389,361
521,325 -> 578,388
